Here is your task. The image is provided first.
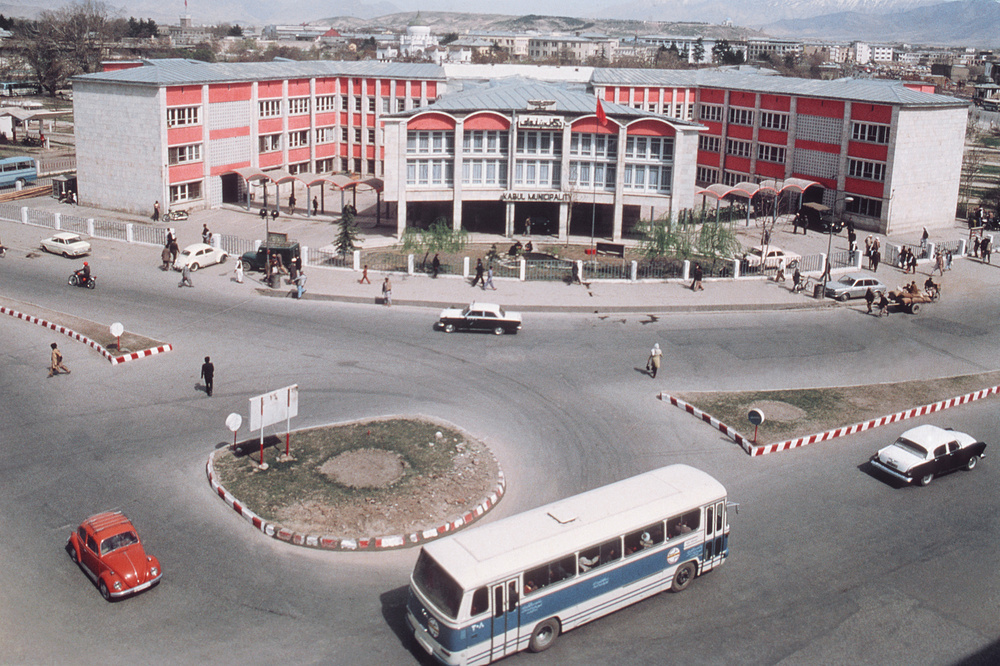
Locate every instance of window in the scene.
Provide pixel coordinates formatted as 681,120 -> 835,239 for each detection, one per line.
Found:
315,127 -> 336,144
341,128 -> 349,142
259,133 -> 281,153
699,104 -> 723,122
397,98 -> 406,112
846,194 -> 883,218
728,107 -> 755,126
463,159 -> 508,187
367,128 -> 376,144
577,538 -> 621,573
464,130 -> 509,155
316,95 -> 336,112
288,130 -> 309,148
382,97 -> 391,113
407,130 -> 455,155
513,159 -> 561,188
569,133 -> 617,158
697,166 -> 719,184
625,136 -> 673,160
725,139 -> 752,158
353,95 -> 362,111
406,159 -> 454,186
667,509 -> 701,539
698,135 -> 721,152
470,587 -> 489,616
166,106 -> 199,127
169,180 -> 202,204
624,522 -> 665,556
723,170 -> 749,186
354,128 -> 362,143
523,555 -> 577,594
288,97 -> 309,115
259,99 -> 281,117
851,121 -> 890,144
848,158 -> 886,181
516,131 -> 561,156
316,157 -> 336,173
341,96 -> 349,111
168,144 -> 201,165
760,111 -> 789,131
757,144 -> 786,163
367,96 -> 376,112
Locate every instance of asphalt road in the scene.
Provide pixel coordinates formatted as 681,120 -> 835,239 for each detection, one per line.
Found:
1,226 -> 999,665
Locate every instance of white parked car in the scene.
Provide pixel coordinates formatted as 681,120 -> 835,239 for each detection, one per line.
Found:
41,232 -> 91,258
743,245 -> 801,269
173,243 -> 227,271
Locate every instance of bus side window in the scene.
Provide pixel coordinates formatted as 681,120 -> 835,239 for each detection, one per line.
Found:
667,510 -> 700,538
599,538 -> 620,565
578,546 -> 600,572
471,587 -> 489,616
524,565 -> 547,594
494,586 -> 504,617
508,581 -> 519,607
625,522 -> 665,555
549,555 -> 575,584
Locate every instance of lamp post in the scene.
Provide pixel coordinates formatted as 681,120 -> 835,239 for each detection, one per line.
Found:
823,195 -> 854,298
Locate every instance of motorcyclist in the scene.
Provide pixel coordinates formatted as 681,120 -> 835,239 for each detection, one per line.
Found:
75,261 -> 91,285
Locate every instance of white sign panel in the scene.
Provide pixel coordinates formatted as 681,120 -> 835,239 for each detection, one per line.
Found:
517,114 -> 564,130
249,385 -> 299,430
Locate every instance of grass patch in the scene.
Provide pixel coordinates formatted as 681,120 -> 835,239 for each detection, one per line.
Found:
212,416 -> 501,536
673,371 -> 1000,444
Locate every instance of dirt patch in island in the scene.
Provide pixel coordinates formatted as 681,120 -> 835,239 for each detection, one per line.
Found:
212,417 -> 502,538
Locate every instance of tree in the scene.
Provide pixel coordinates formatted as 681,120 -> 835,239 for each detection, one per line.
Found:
335,209 -> 362,256
693,37 -> 705,64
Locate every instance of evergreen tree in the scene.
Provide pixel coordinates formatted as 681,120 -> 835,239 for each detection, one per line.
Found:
335,209 -> 361,256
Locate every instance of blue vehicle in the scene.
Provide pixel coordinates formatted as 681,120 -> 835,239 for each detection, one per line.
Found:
407,464 -> 732,664
0,156 -> 38,189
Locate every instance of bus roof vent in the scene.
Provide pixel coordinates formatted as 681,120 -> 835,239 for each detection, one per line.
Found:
547,507 -> 578,524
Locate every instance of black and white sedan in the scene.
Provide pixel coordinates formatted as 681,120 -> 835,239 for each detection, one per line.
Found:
437,302 -> 522,335
870,424 -> 986,486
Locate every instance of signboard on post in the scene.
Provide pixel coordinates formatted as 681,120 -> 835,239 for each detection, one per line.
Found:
249,385 -> 299,465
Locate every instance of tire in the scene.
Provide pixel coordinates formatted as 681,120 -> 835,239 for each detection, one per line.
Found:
787,259 -> 800,270
240,260 -> 253,272
919,473 -> 934,486
837,293 -> 849,302
966,456 -> 978,471
671,562 -> 696,592
528,618 -> 560,653
99,580 -> 111,601
68,275 -> 78,286
218,254 -> 227,264
87,278 -> 95,290
493,326 -> 505,335
909,303 -> 921,315
63,252 -> 71,258
443,323 -> 455,333
189,263 -> 199,271
69,545 -> 79,564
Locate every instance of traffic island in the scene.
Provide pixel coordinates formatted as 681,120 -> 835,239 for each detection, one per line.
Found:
663,370 -> 1000,456
206,416 -> 505,550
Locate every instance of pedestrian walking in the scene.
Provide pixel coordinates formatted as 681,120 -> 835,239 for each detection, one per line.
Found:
234,261 -> 244,283
908,252 -> 918,273
312,197 -> 319,216
295,271 -> 307,299
864,287 -> 876,314
169,240 -> 179,264
921,227 -> 929,249
471,258 -> 484,287
871,248 -> 881,273
381,276 -> 392,306
646,343 -> 663,378
202,224 -> 211,244
160,245 -> 171,270
431,253 -> 440,278
360,264 -> 371,284
935,251 -> 946,276
200,356 -> 214,396
178,263 -> 194,287
48,342 -> 70,377
288,193 -> 296,215
483,265 -> 495,290
877,292 -> 890,317
973,236 -> 980,258
946,249 -> 953,270
690,262 -> 704,291
166,228 -> 175,247
983,236 -> 992,264
152,201 -> 160,222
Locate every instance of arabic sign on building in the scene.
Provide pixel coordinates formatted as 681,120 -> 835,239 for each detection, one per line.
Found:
500,191 -> 571,202
517,115 -> 565,130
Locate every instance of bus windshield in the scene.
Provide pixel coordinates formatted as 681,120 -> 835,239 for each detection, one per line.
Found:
413,550 -> 463,619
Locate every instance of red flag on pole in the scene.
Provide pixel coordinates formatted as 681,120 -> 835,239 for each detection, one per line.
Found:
596,98 -> 608,126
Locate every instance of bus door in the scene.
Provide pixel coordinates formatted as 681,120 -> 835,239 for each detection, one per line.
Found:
701,501 -> 726,572
490,579 -> 520,660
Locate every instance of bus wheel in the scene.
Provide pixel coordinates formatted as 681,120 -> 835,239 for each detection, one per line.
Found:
528,618 -> 560,652
671,562 -> 696,592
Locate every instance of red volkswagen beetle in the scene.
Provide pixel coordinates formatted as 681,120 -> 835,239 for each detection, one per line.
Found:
67,511 -> 162,600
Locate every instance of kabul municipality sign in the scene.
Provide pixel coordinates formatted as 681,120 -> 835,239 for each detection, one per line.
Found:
517,115 -> 565,130
500,191 -> 572,202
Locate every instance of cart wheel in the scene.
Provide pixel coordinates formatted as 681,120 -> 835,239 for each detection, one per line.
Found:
909,303 -> 921,315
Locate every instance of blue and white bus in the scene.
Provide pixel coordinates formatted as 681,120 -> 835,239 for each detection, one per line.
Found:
407,464 -> 731,665
0,156 -> 38,189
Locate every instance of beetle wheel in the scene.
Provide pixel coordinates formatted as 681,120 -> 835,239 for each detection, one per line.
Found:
189,263 -> 199,271
528,618 -> 560,653
69,545 -> 79,564
919,473 -> 934,486
671,562 -> 696,592
99,580 -> 112,601
966,456 -> 978,471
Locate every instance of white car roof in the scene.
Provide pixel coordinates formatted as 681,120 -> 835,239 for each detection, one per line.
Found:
181,243 -> 213,252
468,302 -> 501,310
52,232 -> 82,240
898,424 -> 961,449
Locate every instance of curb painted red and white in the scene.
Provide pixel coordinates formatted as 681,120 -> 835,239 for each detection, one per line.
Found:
205,448 -> 507,551
661,385 -> 1000,456
0,304 -> 172,365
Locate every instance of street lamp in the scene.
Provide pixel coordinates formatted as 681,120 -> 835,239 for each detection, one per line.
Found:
823,195 -> 854,297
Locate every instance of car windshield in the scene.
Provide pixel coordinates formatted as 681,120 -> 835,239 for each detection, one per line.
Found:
892,437 -> 929,457
100,530 -> 139,555
748,248 -> 763,257
838,276 -> 855,285
181,249 -> 193,257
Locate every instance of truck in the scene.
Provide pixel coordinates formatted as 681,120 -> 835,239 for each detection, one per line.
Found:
239,232 -> 300,273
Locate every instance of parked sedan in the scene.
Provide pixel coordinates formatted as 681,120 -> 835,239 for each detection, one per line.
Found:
824,274 -> 888,301
870,424 -> 986,486
173,243 -> 227,271
743,245 -> 801,269
67,511 -> 162,600
41,231 -> 91,257
437,302 -> 522,335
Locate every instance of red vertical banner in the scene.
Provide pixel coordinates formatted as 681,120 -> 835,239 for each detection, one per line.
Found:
596,98 -> 608,126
